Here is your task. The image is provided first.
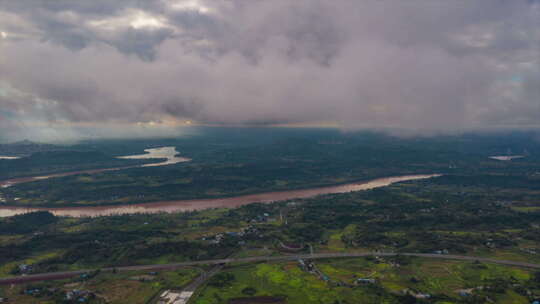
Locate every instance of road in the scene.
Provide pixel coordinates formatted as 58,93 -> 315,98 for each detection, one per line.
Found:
1,252 -> 539,285
183,264 -> 224,292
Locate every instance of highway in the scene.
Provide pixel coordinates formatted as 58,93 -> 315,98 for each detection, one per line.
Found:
1,252 -> 539,285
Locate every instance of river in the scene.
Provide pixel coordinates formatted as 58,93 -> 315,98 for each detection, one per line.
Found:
0,156 -> 21,160
0,147 -> 191,188
489,155 -> 525,161
0,174 -> 441,217
116,146 -> 191,167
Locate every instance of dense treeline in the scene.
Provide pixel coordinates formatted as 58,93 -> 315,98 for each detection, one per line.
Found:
0,211 -> 57,234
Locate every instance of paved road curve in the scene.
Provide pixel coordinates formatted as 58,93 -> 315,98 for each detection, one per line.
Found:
1,252 -> 539,285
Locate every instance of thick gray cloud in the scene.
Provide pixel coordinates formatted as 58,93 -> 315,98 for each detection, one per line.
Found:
0,0 -> 539,141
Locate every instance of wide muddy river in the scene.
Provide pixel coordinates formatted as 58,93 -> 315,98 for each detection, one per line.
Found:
0,174 -> 441,217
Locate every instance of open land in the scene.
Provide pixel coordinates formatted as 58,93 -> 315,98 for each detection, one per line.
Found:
1,130 -> 540,303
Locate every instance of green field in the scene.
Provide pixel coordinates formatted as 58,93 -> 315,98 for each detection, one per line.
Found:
194,258 -> 538,304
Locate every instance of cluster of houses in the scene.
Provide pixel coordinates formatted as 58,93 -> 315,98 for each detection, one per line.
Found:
65,289 -> 95,302
401,289 -> 432,299
21,286 -> 95,302
24,286 -> 97,302
22,286 -> 96,302
201,226 -> 262,245
432,249 -> 449,255
520,247 -> 538,255
249,212 -> 276,224
368,255 -> 402,268
18,264 -> 33,274
23,287 -> 44,296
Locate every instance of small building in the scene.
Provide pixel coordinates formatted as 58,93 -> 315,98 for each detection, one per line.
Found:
159,290 -> 194,304
415,293 -> 431,299
24,288 -> 41,296
433,249 -> 449,254
19,264 -> 32,273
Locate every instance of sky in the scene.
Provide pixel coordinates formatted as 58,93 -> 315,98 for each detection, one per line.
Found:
0,0 -> 539,142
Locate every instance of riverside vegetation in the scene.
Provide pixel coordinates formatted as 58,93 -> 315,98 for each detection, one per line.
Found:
1,129 -> 540,303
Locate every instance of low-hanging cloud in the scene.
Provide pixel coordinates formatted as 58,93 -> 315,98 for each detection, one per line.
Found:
0,0 -> 539,141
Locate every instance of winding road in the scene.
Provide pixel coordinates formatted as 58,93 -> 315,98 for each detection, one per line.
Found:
1,252 -> 539,285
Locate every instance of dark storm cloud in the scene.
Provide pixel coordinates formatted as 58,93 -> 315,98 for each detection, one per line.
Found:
0,0 -> 539,141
